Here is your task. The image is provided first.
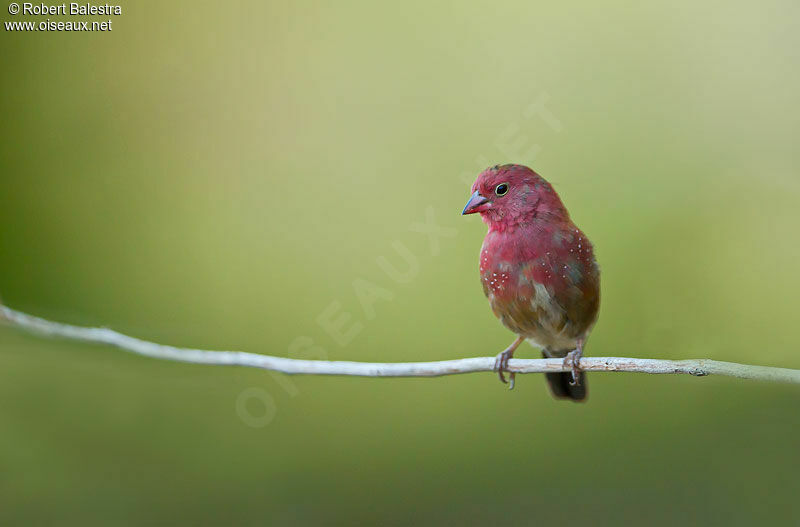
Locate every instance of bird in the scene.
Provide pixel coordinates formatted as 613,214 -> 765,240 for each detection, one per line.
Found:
462,164 -> 600,401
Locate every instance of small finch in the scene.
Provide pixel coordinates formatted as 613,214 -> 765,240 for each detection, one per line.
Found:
462,164 -> 600,401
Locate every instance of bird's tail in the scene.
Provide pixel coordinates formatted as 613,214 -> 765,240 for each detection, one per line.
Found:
542,350 -> 587,402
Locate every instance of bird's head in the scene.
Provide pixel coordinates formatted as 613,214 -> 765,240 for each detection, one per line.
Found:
462,164 -> 568,227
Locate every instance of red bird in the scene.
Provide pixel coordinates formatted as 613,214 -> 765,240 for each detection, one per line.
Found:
462,164 -> 600,401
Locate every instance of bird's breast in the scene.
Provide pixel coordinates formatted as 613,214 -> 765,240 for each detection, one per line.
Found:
479,223 -> 600,348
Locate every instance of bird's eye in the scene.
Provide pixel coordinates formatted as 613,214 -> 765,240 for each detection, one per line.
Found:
494,183 -> 509,196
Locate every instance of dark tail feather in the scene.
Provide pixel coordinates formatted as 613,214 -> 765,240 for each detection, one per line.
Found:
542,351 -> 588,402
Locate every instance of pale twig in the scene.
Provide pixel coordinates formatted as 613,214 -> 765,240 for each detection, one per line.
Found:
1,305 -> 799,384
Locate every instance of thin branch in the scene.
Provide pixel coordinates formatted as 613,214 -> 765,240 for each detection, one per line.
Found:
1,305 -> 799,383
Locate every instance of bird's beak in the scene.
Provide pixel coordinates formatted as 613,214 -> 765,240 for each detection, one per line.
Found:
462,191 -> 490,215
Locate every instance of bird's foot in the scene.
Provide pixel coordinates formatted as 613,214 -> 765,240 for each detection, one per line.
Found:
493,336 -> 524,390
563,349 -> 583,386
493,349 -> 515,389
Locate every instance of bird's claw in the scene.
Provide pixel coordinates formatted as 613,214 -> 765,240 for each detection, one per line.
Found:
563,349 -> 583,386
493,350 -> 515,389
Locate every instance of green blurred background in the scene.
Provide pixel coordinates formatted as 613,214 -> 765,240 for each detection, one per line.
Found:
2,1 -> 799,525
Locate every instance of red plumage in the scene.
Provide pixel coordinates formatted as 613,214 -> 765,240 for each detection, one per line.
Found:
463,164 -> 600,401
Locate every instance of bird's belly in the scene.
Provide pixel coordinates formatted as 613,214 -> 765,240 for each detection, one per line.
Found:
524,333 -> 577,353
488,284 -> 582,351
